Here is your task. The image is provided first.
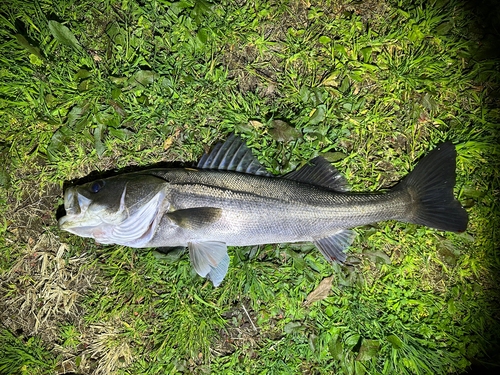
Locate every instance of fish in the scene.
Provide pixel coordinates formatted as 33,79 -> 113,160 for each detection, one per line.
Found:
58,134 -> 468,286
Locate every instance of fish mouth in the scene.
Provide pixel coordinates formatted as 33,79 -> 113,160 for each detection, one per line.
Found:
58,184 -> 164,246
58,187 -> 97,232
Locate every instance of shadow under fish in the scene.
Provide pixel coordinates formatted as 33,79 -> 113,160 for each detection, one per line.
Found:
58,134 -> 468,286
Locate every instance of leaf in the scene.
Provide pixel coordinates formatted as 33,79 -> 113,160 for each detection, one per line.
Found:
462,185 -> 486,200
304,275 -> 334,306
0,168 -> 10,189
435,21 -> 452,36
322,74 -> 339,87
422,93 -> 438,112
106,23 -> 121,40
74,68 -> 91,80
437,239 -> 460,265
360,47 -> 372,62
355,339 -> 380,361
191,0 -> 213,24
447,299 -> 457,315
308,104 -> 327,125
321,151 -> 346,162
269,120 -> 301,142
93,121 -> 106,157
319,35 -> 332,44
284,321 -> 304,334
78,80 -> 92,92
196,28 -> 208,45
110,76 -> 128,85
29,54 -> 43,65
308,334 -> 318,353
335,44 -> 348,58
67,105 -> 86,128
48,20 -> 81,49
339,76 -> 350,93
364,250 -> 392,265
45,94 -> 55,107
249,120 -> 263,129
15,34 -> 43,59
129,70 -> 159,88
387,334 -> 403,349
47,126 -> 73,161
311,87 -> 328,105
345,333 -> 361,348
234,122 -> 253,133
300,86 -> 311,102
170,1 -> 192,16
355,361 -> 367,375
109,127 -> 133,140
109,100 -> 126,117
75,116 -> 90,133
112,88 -> 122,100
328,338 -> 343,360
286,248 -> 306,270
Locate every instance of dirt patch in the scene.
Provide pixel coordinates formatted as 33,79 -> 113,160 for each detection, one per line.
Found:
212,301 -> 283,359
220,0 -> 390,98
0,162 -> 101,373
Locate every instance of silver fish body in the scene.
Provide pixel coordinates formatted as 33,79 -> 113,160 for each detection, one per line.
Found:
59,134 -> 468,286
143,168 -> 409,247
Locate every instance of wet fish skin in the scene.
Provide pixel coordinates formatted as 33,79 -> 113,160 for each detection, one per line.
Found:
59,135 -> 468,286
143,168 -> 410,247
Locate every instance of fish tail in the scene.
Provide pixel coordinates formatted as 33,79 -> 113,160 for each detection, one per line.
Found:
394,142 -> 468,232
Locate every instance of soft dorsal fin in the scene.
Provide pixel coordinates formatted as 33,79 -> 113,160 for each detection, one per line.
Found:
285,156 -> 350,192
197,133 -> 273,176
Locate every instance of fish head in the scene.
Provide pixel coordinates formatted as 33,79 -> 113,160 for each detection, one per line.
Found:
58,173 -> 168,245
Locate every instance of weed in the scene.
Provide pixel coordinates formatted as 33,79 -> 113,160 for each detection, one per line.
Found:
0,0 -> 499,374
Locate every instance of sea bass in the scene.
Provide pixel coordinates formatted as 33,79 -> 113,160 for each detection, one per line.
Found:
59,134 -> 468,286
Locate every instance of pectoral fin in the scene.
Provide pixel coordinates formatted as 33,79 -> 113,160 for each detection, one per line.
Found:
314,229 -> 356,264
166,207 -> 222,230
188,241 -> 229,286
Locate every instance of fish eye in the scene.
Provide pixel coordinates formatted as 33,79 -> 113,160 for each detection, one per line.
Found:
90,180 -> 105,193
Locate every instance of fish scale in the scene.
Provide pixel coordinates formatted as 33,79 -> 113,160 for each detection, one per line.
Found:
59,134 -> 468,286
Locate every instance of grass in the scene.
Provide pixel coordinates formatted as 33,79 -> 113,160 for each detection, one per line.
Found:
0,0 -> 499,373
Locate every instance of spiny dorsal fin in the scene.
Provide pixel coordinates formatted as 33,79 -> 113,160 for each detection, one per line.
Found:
285,156 -> 350,192
197,133 -> 273,176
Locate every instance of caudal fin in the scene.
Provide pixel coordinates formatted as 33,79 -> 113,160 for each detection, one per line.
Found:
394,142 -> 468,232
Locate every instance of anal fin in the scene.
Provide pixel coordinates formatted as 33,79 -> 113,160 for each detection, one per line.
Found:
313,229 -> 356,264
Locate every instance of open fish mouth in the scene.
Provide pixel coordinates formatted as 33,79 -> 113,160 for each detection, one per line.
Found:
58,187 -> 98,232
58,183 -> 166,246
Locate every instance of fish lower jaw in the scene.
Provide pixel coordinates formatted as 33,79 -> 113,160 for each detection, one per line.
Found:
58,215 -> 76,230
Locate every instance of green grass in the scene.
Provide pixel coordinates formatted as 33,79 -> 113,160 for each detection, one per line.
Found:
0,0 -> 499,374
